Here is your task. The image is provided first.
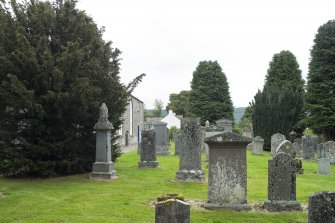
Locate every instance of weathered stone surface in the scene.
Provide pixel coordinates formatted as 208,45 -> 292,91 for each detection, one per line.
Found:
295,159 -> 304,174
176,118 -> 205,182
317,143 -> 325,159
90,103 -> 117,180
302,135 -> 315,160
324,141 -> 335,164
204,132 -> 252,211
205,120 -> 210,128
155,199 -> 190,223
201,127 -> 206,152
318,158 -> 330,175
138,129 -> 159,168
252,136 -> 264,155
293,142 -> 302,157
215,118 -> 233,133
271,133 -> 286,155
311,136 -> 318,151
174,134 -> 182,155
153,122 -> 170,156
264,152 -> 301,211
276,140 -> 295,158
308,191 -> 335,223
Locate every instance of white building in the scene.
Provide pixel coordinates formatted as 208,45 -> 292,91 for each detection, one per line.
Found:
160,110 -> 182,129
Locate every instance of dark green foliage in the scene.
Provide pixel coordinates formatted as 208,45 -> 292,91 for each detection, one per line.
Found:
0,0 -> 138,177
305,20 -> 335,140
251,51 -> 304,149
188,61 -> 233,125
168,126 -> 180,141
166,90 -> 190,116
153,99 -> 164,117
238,106 -> 252,131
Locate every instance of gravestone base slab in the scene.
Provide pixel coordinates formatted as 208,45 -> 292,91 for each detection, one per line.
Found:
175,170 -> 205,182
138,161 -> 159,168
264,200 -> 301,212
89,171 -> 117,180
204,203 -> 251,211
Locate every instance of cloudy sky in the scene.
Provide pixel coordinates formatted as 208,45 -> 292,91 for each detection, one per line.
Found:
77,0 -> 334,109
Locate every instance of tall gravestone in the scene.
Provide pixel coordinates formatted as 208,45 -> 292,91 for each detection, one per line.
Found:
176,118 -> 205,182
264,152 -> 301,211
324,141 -> 335,164
318,158 -> 330,175
271,133 -> 286,155
155,198 -> 190,223
308,191 -> 335,223
293,138 -> 302,157
153,122 -> 170,155
302,135 -> 315,160
174,134 -> 182,156
90,103 -> 117,180
276,140 -> 295,158
138,128 -> 159,168
252,136 -> 264,155
317,143 -> 325,159
204,132 -> 252,211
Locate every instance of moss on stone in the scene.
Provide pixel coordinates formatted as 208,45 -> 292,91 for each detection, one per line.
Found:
157,193 -> 184,202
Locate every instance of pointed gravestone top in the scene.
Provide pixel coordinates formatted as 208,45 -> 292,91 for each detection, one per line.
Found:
254,136 -> 264,142
276,140 -> 295,158
205,132 -> 252,145
205,120 -> 210,128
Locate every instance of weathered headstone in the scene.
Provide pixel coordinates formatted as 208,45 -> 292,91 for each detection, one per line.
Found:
205,120 -> 210,128
216,118 -> 233,133
293,138 -> 302,157
174,134 -> 182,156
308,191 -> 335,223
153,122 -> 170,155
324,141 -> 335,164
155,198 -> 190,223
252,136 -> 264,155
295,159 -> 304,174
138,129 -> 159,168
276,140 -> 295,158
271,133 -> 286,155
176,118 -> 205,182
311,136 -> 318,152
302,135 -> 315,160
204,132 -> 252,211
90,103 -> 117,180
317,143 -> 325,159
264,152 -> 301,211
201,127 -> 206,152
246,142 -> 253,151
318,158 -> 330,175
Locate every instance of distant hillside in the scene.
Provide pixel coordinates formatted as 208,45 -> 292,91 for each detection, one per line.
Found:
234,107 -> 246,123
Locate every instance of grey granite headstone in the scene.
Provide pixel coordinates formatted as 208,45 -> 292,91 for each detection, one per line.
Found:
155,199 -> 190,223
205,120 -> 210,128
174,134 -> 182,156
308,191 -> 335,223
216,118 -> 233,133
90,103 -> 117,180
176,118 -> 205,182
302,135 -> 315,160
317,143 -> 325,159
153,122 -> 170,155
201,127 -> 206,152
276,140 -> 295,158
318,158 -> 330,175
293,142 -> 302,157
264,152 -> 301,211
252,136 -> 264,155
138,129 -> 159,168
271,133 -> 286,155
204,132 -> 252,211
324,141 -> 335,164
311,136 -> 318,152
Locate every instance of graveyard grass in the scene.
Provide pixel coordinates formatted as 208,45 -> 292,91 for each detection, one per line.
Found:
0,143 -> 335,223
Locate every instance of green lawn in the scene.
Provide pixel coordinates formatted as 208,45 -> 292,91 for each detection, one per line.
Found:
0,143 -> 334,223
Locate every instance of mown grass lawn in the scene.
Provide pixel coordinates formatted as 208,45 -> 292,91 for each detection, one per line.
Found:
0,142 -> 334,223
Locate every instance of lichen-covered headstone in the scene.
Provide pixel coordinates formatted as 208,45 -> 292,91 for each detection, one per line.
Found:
204,132 -> 252,211
138,129 -> 159,168
271,133 -> 286,155
311,136 -> 318,152
155,198 -> 190,223
153,122 -> 170,155
276,140 -> 295,158
176,118 -> 205,182
317,143 -> 325,159
318,158 -> 330,175
215,118 -> 233,133
90,103 -> 117,180
252,136 -> 264,155
293,138 -> 303,157
264,152 -> 301,211
324,141 -> 335,164
174,134 -> 182,156
302,135 -> 315,160
308,191 -> 335,223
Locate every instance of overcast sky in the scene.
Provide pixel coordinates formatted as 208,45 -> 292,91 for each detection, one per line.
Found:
77,0 -> 334,109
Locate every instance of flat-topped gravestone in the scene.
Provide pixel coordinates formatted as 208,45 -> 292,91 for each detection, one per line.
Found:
271,133 -> 286,155
264,152 -> 301,211
276,140 -> 295,158
90,103 -> 117,180
302,135 -> 314,160
176,118 -> 205,182
317,143 -> 325,159
138,129 -> 159,168
318,158 -> 330,175
252,136 -> 264,155
204,132 -> 252,211
153,122 -> 170,155
155,197 -> 190,223
215,118 -> 233,133
308,191 -> 335,223
324,141 -> 335,164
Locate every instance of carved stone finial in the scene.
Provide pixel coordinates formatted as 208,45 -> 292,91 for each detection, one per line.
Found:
99,103 -> 108,122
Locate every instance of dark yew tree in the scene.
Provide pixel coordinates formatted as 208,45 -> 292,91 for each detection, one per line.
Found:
0,0 -> 142,177
188,61 -> 233,125
251,51 -> 304,149
305,20 -> 335,140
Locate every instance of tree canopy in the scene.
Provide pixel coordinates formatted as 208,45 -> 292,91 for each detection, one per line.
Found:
188,61 -> 233,124
166,90 -> 189,116
305,20 -> 335,140
0,0 -> 143,177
